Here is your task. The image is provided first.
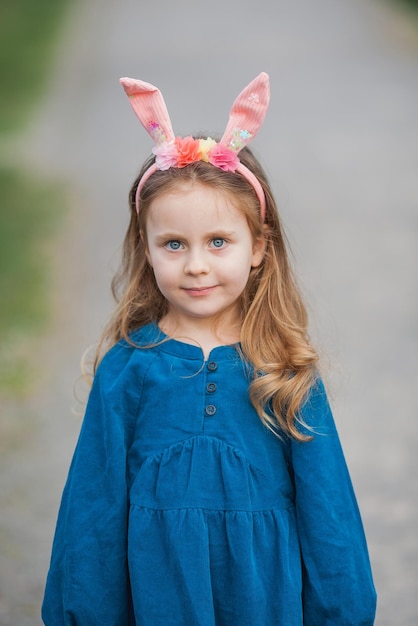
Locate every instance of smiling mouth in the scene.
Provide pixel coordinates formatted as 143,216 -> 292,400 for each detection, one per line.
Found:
183,286 -> 217,296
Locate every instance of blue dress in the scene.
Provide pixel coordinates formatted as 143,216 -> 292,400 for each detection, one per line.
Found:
42,323 -> 376,625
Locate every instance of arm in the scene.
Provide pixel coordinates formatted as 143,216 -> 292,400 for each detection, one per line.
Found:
291,379 -> 377,625
42,349 -> 137,625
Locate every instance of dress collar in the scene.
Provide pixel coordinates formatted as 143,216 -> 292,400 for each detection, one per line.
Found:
132,322 -> 240,362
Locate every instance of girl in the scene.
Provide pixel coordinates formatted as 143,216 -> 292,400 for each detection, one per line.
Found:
42,73 -> 376,625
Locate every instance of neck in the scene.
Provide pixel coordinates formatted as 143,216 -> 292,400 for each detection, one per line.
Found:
159,313 -> 241,359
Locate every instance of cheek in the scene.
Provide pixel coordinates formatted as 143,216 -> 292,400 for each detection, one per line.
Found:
218,247 -> 253,274
150,257 -> 176,289
145,241 -> 167,271
219,255 -> 253,290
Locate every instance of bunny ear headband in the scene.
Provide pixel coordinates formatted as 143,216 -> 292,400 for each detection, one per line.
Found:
119,72 -> 270,220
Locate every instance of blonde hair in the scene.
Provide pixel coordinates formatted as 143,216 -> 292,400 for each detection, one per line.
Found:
95,145 -> 318,441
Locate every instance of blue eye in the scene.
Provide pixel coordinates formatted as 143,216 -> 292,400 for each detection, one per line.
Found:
211,238 -> 225,248
166,240 -> 183,251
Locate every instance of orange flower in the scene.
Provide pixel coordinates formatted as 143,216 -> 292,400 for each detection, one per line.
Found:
175,136 -> 201,167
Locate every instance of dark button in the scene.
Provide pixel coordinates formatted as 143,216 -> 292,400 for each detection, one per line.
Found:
206,383 -> 217,393
205,405 -> 217,416
207,361 -> 218,371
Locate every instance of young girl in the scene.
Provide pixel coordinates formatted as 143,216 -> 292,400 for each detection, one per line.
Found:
42,73 -> 376,625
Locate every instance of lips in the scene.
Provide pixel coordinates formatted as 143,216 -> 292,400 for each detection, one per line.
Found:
183,285 -> 217,296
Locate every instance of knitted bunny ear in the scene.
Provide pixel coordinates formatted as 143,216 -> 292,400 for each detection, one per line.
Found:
220,72 -> 270,153
119,77 -> 175,145
120,73 -> 270,219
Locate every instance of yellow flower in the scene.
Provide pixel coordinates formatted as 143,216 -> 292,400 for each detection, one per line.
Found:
198,137 -> 217,162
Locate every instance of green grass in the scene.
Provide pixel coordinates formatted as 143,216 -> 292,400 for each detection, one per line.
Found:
0,0 -> 70,134
387,0 -> 418,17
0,0 -> 70,398
0,168 -> 64,395
0,168 -> 61,336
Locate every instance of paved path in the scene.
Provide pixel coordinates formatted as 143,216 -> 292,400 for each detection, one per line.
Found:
1,0 -> 417,623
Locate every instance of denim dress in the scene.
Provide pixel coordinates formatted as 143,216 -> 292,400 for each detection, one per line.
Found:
42,323 -> 376,625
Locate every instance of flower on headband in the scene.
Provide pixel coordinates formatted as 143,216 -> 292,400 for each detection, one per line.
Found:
151,136 -> 240,172
198,137 -> 217,162
175,136 -> 201,167
153,142 -> 178,170
208,144 -> 240,172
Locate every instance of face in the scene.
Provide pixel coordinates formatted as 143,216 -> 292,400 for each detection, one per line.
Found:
143,182 -> 265,334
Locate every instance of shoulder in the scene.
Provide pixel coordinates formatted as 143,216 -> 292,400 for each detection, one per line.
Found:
81,324 -> 165,431
297,377 -> 337,436
93,323 -> 163,393
302,377 -> 328,411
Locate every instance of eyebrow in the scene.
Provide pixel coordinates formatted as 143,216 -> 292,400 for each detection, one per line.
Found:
153,230 -> 237,242
153,233 -> 183,245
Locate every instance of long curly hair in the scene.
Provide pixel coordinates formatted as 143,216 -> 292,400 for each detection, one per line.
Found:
95,144 -> 319,441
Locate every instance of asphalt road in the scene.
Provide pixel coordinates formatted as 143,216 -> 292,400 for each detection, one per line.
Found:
1,0 -> 417,623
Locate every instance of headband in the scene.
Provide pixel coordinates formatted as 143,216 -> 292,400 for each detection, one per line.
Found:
120,73 -> 270,220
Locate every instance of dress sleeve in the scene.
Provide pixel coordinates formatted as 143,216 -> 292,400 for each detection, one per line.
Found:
42,350 -> 138,625
290,379 -> 377,625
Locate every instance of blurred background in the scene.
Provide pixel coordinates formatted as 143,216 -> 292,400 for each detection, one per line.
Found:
0,0 -> 417,624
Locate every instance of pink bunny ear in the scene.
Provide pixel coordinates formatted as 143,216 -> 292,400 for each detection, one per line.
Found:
120,73 -> 270,219
220,72 -> 270,152
119,77 -> 175,145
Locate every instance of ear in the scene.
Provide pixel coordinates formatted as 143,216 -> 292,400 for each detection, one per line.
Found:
251,228 -> 267,268
140,229 -> 152,267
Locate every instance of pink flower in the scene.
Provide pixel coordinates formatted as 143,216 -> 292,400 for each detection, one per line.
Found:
152,142 -> 178,170
175,136 -> 201,167
208,144 -> 239,172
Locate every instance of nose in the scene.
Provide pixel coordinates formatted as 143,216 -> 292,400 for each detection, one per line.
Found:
184,248 -> 210,275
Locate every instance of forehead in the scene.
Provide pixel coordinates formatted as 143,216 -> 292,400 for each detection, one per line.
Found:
146,182 -> 247,230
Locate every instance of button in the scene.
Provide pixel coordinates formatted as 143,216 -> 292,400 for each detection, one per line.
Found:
207,361 -> 218,371
205,405 -> 217,416
206,383 -> 217,393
